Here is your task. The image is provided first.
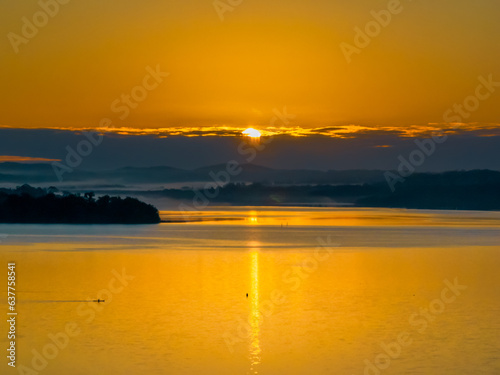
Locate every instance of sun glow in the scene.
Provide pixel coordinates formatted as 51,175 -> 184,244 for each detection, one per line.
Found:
242,128 -> 262,138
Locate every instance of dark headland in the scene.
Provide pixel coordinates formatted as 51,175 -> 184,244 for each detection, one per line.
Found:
0,185 -> 160,224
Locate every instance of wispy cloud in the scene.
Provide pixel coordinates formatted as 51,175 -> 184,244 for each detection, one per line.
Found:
0,155 -> 61,163
1,123 -> 499,140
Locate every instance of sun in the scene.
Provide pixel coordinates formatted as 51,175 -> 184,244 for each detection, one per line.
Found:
242,128 -> 261,138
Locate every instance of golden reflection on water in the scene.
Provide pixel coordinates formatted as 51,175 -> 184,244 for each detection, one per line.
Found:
248,211 -> 259,225
161,207 -> 500,228
1,208 -> 500,374
249,249 -> 261,373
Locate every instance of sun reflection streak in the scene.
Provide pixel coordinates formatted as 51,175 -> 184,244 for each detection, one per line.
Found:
249,249 -> 261,374
248,211 -> 259,225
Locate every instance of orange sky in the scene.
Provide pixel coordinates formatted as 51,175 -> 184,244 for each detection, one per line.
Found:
1,0 -> 499,133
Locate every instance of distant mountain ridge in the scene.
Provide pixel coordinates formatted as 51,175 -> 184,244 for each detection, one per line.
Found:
0,162 -> 389,185
2,162 -> 500,194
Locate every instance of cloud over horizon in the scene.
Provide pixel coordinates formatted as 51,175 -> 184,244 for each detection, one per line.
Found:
0,127 -> 499,173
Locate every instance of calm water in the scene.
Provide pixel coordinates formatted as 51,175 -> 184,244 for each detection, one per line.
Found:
1,207 -> 500,374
